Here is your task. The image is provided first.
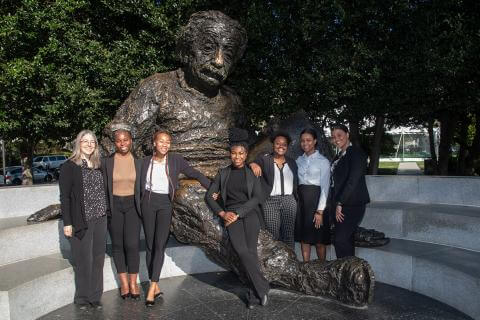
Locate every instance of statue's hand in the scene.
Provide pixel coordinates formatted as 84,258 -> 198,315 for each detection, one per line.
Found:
249,163 -> 262,177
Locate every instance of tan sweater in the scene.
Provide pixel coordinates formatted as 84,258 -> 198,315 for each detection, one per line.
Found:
113,153 -> 136,196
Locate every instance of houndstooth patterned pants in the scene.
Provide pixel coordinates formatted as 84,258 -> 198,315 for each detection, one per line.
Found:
263,194 -> 297,248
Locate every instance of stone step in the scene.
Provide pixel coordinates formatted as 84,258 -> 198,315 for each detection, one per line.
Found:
0,216 -> 67,266
0,185 -> 59,219
0,242 -> 225,320
362,201 -> 480,252
356,238 -> 480,320
0,216 -> 147,266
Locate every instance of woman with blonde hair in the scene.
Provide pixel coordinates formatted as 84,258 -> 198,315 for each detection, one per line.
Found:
59,129 -> 108,310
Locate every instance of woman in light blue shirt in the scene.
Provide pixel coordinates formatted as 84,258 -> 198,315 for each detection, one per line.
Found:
296,128 -> 331,262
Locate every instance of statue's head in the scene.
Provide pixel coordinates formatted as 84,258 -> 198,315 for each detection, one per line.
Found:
177,11 -> 247,92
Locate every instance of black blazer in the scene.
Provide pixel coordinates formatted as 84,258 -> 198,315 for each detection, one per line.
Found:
58,160 -> 90,239
252,153 -> 299,201
140,153 -> 210,201
205,165 -> 264,222
101,154 -> 142,216
331,145 -> 370,207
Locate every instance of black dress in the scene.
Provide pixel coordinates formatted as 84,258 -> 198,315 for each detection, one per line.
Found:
297,185 -> 331,244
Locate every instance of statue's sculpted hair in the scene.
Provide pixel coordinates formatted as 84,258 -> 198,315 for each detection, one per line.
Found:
176,11 -> 247,66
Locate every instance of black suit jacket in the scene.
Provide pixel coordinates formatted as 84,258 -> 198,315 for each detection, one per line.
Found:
331,145 -> 370,207
205,165 -> 264,223
59,160 -> 89,239
140,153 -> 210,201
101,154 -> 142,216
252,153 -> 299,202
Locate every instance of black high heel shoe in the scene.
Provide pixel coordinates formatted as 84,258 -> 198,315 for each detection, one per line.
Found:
120,290 -> 130,300
145,292 -> 162,307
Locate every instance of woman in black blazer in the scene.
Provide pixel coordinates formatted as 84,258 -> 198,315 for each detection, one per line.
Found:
249,132 -> 298,248
141,130 -> 210,306
59,130 -> 107,310
102,124 -> 142,299
205,129 -> 270,309
329,124 -> 370,258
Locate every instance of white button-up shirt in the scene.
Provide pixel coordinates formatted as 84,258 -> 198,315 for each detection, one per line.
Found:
145,159 -> 169,194
270,163 -> 294,196
296,150 -> 331,211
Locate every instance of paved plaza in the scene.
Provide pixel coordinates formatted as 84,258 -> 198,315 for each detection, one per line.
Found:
40,272 -> 472,320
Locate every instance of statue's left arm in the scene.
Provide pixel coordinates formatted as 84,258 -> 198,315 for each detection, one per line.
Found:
177,154 -> 211,189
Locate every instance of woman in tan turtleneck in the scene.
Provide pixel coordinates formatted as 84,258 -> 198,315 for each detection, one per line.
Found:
102,126 -> 142,300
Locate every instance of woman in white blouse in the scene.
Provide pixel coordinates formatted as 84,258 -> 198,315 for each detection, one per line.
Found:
296,128 -> 331,262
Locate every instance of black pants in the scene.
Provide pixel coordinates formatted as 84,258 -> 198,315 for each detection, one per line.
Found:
141,192 -> 172,282
227,212 -> 270,302
70,216 -> 107,304
334,205 -> 365,258
108,195 -> 141,274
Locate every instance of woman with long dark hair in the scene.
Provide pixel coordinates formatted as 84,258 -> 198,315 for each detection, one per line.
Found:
329,124 -> 370,258
102,123 -> 142,299
59,130 -> 107,310
141,129 -> 210,306
205,129 -> 270,309
295,128 -> 331,262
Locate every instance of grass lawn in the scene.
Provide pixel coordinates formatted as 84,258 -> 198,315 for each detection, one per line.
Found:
377,162 -> 399,175
416,161 -> 425,171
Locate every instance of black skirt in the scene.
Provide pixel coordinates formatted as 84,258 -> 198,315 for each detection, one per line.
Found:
295,185 -> 331,245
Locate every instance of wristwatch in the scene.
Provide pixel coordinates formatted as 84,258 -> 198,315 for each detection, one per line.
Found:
336,202 -> 342,207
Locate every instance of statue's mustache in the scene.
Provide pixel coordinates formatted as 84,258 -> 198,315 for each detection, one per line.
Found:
200,65 -> 227,81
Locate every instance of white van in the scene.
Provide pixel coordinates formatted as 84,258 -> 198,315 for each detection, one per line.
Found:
33,155 -> 68,170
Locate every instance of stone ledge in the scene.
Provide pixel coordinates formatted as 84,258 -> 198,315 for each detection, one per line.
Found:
357,238 -> 480,320
366,175 -> 480,206
0,245 -> 225,320
362,201 -> 480,251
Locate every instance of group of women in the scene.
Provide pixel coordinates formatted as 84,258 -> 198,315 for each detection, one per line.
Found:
59,123 -> 369,310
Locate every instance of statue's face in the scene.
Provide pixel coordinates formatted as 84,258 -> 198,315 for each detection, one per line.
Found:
188,23 -> 238,90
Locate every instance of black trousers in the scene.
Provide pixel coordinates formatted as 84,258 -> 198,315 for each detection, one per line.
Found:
108,195 -> 141,274
141,192 -> 172,282
227,212 -> 270,302
334,205 -> 365,258
70,215 -> 107,304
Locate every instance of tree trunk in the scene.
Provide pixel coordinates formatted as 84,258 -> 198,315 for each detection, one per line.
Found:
348,120 -> 361,147
465,109 -> 480,175
438,110 -> 456,175
20,140 -> 34,185
427,118 -> 439,174
456,114 -> 469,175
368,115 -> 385,175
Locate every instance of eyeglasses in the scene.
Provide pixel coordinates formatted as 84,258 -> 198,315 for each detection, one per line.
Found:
80,140 -> 97,146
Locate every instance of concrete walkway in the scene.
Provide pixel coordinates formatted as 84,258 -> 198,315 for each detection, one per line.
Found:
397,162 -> 423,175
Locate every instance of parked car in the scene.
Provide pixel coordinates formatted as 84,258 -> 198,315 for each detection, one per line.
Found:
2,166 -> 53,185
33,155 -> 68,170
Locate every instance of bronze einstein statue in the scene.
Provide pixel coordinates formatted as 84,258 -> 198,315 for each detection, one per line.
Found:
101,10 -> 247,178
102,10 -> 375,306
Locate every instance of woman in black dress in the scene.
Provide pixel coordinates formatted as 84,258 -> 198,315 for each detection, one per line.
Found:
329,124 -> 370,258
59,130 -> 107,310
295,128 -> 331,262
205,129 -> 270,309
